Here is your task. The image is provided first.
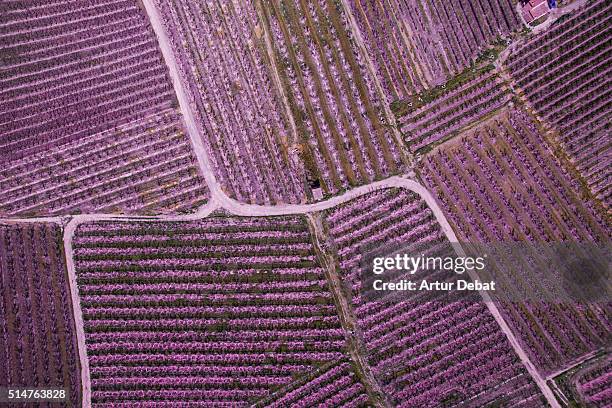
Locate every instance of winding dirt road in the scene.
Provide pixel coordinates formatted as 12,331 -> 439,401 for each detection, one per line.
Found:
0,174 -> 560,408
0,1 -> 562,406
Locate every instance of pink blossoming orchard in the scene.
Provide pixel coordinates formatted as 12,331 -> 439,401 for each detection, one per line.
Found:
0,223 -> 82,406
419,108 -> 609,376
323,188 -> 547,407
0,1 -> 209,216
71,216 -> 350,405
0,0 -> 609,407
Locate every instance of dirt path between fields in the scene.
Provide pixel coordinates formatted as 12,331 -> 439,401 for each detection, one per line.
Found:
0,0 -> 562,405
307,213 -> 391,408
0,175 -> 560,408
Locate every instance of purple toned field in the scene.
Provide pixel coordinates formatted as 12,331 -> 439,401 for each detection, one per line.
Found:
323,188 -> 545,407
506,0 -> 611,208
420,108 -> 610,375
398,68 -> 511,153
0,0 -> 175,162
0,222 -> 81,406
0,1 -> 209,217
347,0 -> 521,97
260,0 -> 405,195
254,357 -> 370,407
72,216 -> 349,406
0,108 -> 208,216
0,0 -> 610,406
155,0 -> 405,204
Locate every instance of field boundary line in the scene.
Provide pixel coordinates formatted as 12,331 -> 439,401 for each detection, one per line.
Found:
1,177 -> 559,406
63,219 -> 92,408
307,213 -> 391,407
140,0 -> 233,207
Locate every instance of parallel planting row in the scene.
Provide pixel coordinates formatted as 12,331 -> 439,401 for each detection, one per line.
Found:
260,0 -> 404,196
506,0 -> 611,207
0,0 -> 210,216
346,0 -> 521,97
398,68 -> 511,153
420,108 -> 610,375
155,0 -> 405,204
573,359 -> 612,407
154,0 -> 307,205
0,223 -> 81,407
254,357 -> 370,407
0,109 -> 209,216
323,188 -> 545,407
1,0 -> 176,161
73,216 -> 347,406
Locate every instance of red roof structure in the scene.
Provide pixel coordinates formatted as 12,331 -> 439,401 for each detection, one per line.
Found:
522,0 -> 551,24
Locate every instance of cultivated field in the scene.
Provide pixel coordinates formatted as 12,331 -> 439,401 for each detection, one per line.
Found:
506,0 -> 611,208
573,358 -> 612,406
154,0 -> 308,205
260,0 -> 405,195
346,0 -> 521,96
254,357 -> 370,407
0,0 -> 209,216
72,215 -> 348,406
323,188 -> 545,407
397,67 -> 511,153
0,0 -> 610,406
155,0 -> 406,204
419,108 -> 609,375
0,222 -> 81,406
